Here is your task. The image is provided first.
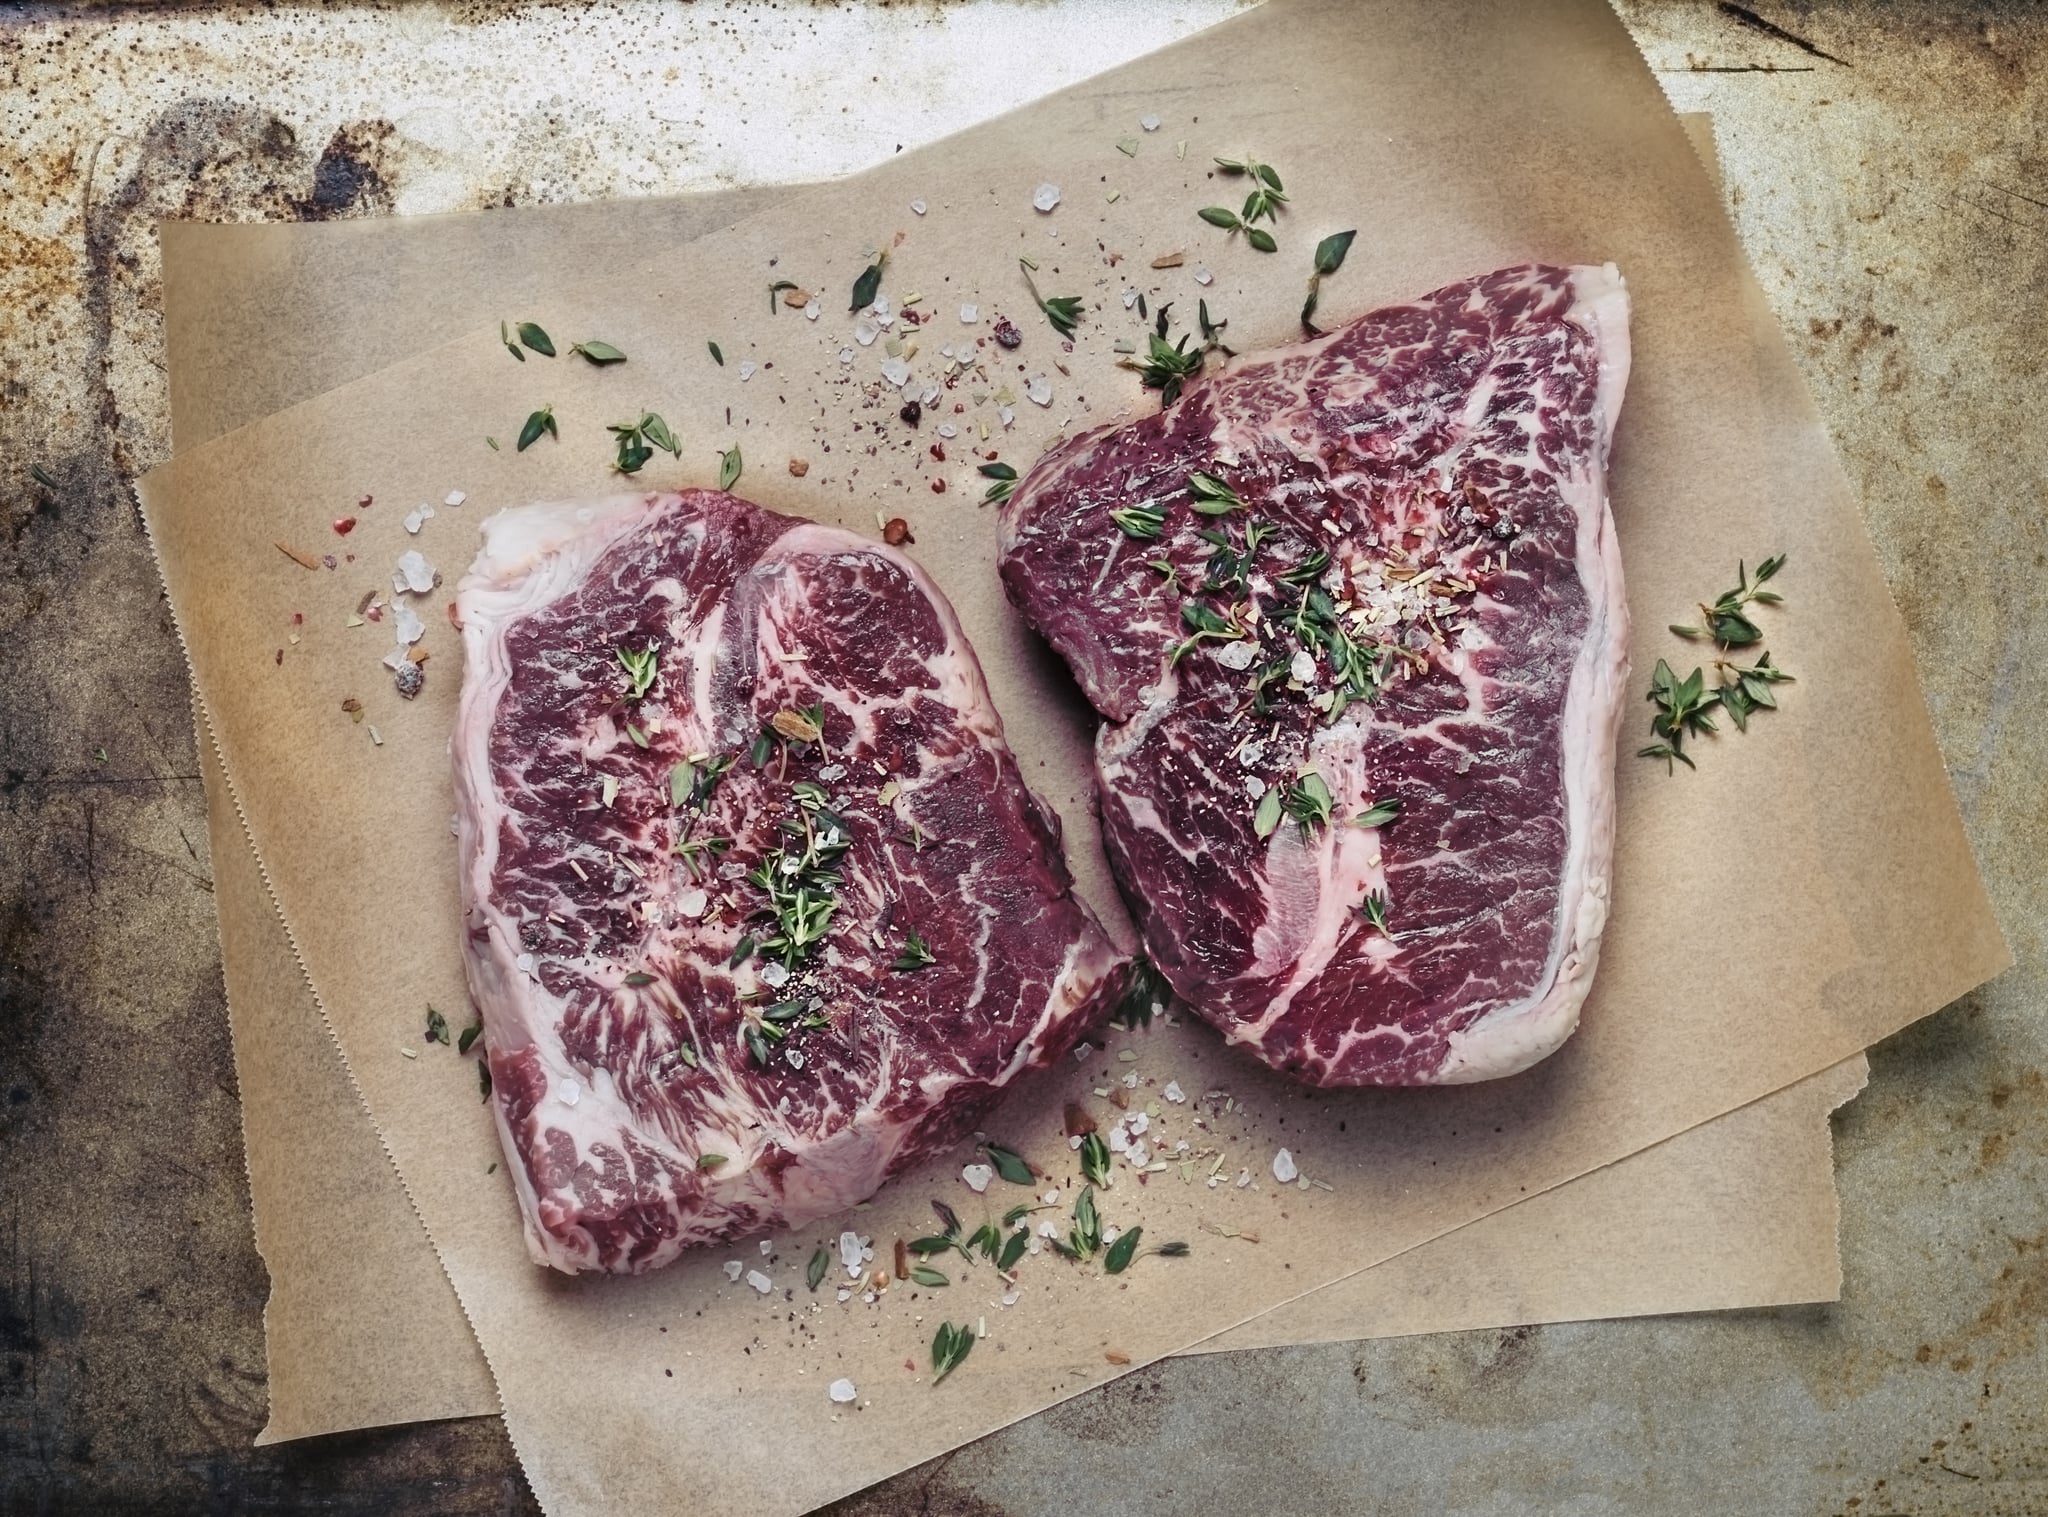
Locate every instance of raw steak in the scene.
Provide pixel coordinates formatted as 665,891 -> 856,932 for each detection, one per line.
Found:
454,490 -> 1124,1273
998,264 -> 1630,1086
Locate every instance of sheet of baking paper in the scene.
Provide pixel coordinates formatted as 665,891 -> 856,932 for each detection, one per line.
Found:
140,2 -> 2008,1511
204,728 -> 501,1440
1200,1052 -> 1867,1353
173,111 -> 1870,1446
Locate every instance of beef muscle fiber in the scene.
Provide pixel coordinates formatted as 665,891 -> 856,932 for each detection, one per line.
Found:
455,490 -> 1124,1273
999,264 -> 1631,1086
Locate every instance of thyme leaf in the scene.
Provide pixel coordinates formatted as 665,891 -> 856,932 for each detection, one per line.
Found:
1359,891 -> 1393,937
909,1265 -> 950,1288
892,927 -> 936,972
1352,798 -> 1401,829
930,1321 -> 973,1384
515,321 -> 555,357
851,250 -> 887,312
1079,1131 -> 1110,1188
981,1142 -> 1035,1185
707,341 -> 724,367
571,340 -> 626,364
424,1006 -> 449,1045
1103,1226 -> 1143,1274
615,642 -> 659,700
516,405 -> 557,452
980,460 -> 1019,505
718,445 -> 743,492
807,1247 -> 830,1291
1019,259 -> 1084,337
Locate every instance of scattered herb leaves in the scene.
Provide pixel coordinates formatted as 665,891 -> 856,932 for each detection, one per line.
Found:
851,250 -> 887,312
1110,503 -> 1166,540
1079,1131 -> 1111,1188
997,1228 -> 1029,1271
980,460 -> 1019,505
981,1143 -> 1035,1186
1359,891 -> 1393,937
571,339 -> 626,365
516,405 -> 557,452
616,643 -> 659,700
1111,957 -> 1169,1030
457,1015 -> 485,1055
424,1006 -> 449,1045
1352,798 -> 1401,829
697,1153 -> 728,1170
1186,470 -> 1243,515
1670,554 -> 1787,648
500,321 -> 525,362
478,1061 -> 493,1101
718,445 -> 743,491
1153,1241 -> 1191,1258
930,1321 -> 973,1384
1252,784 -> 1285,839
807,1247 -> 830,1291
1301,228 -> 1358,333
909,1265 -> 950,1288
1018,259 -> 1084,337
516,321 -> 556,357
1200,156 -> 1287,249
1103,1226 -> 1143,1274
892,927 -> 936,972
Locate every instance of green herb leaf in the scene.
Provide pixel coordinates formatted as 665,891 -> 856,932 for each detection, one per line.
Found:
1352,798 -> 1401,829
1154,1241 -> 1191,1258
478,1060 -> 492,1101
616,643 -> 659,700
424,1006 -> 450,1045
931,1321 -> 973,1385
1104,1226 -> 1143,1274
1359,891 -> 1393,937
997,1228 -> 1029,1272
1110,504 -> 1166,540
981,1143 -> 1035,1186
1252,784 -> 1284,838
910,1265 -> 950,1288
697,1153 -> 728,1171
718,445 -> 742,492
1072,1185 -> 1101,1255
892,927 -> 936,972
1313,230 -> 1357,276
807,1246 -> 829,1291
458,1016 -> 485,1055
516,321 -> 556,357
908,1235 -> 957,1256
500,321 -> 524,362
1111,956 -> 1169,1030
1186,470 -> 1243,515
640,413 -> 681,456
1256,163 -> 1284,193
623,971 -> 655,987
769,280 -> 799,314
729,935 -> 756,969
572,340 -> 626,365
1018,259 -> 1084,337
979,462 -> 1018,481
1198,206 -> 1241,229
708,341 -> 724,367
851,252 -> 886,312
1246,226 -> 1278,254
1079,1131 -> 1110,1188
516,405 -> 557,452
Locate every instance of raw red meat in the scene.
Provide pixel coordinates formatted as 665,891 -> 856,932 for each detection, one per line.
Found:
455,490 -> 1124,1272
998,264 -> 1631,1086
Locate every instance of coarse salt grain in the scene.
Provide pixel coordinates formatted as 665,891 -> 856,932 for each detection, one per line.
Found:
1290,649 -> 1318,684
557,1079 -> 581,1107
1141,113 -> 1162,131
961,1163 -> 994,1194
1272,1148 -> 1299,1183
854,319 -> 880,347
959,304 -> 978,324
1032,182 -> 1061,212
1025,376 -> 1052,407
839,1230 -> 865,1276
1164,1081 -> 1186,1103
880,358 -> 912,389
911,198 -> 928,215
760,962 -> 790,988
1195,266 -> 1214,286
738,361 -> 757,382
677,887 -> 709,919
1214,640 -> 1258,671
394,550 -> 436,594
443,490 -> 466,507
724,1260 -> 745,1281
403,504 -> 434,534
745,1269 -> 773,1295
829,1378 -> 858,1403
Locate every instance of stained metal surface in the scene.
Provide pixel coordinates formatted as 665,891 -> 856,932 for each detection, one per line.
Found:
2,3 -> 2043,1513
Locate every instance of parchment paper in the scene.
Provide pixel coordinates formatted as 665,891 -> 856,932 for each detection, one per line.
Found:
141,2 -> 2007,1511
174,112 -> 1876,1445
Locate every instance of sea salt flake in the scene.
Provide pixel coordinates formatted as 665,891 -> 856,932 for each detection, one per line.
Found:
724,1260 -> 745,1281
880,358 -> 912,389
392,604 -> 425,646
403,504 -> 434,534
1025,375 -> 1052,407
745,1269 -> 773,1295
1164,1081 -> 1186,1103
393,550 -> 436,594
1122,1071 -> 1139,1089
1032,182 -> 1061,212
911,198 -> 929,216
738,361 -> 757,381
1128,1111 -> 1150,1136
959,304 -> 979,324
937,423 -> 958,439
1122,288 -> 1140,310
829,1378 -> 858,1403
557,1079 -> 581,1107
1237,1168 -> 1252,1189
840,1230 -> 865,1276
961,1163 -> 994,1193
1272,1147 -> 1299,1183
1194,266 -> 1214,286
1141,113 -> 1162,132
443,490 -> 466,506
997,405 -> 1016,430
1001,1289 -> 1021,1307
1072,1042 -> 1093,1062
806,304 -> 821,323
1289,649 -> 1318,684
1107,1126 -> 1130,1154
1126,1141 -> 1150,1167
1214,639 -> 1258,671
678,887 -> 709,919
854,319 -> 880,347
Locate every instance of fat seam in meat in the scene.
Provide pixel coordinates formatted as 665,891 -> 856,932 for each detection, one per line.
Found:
454,490 -> 1125,1272
998,264 -> 1631,1086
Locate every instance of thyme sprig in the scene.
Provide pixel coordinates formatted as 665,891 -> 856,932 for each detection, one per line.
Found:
1301,229 -> 1357,335
1119,300 -> 1230,406
616,643 -> 659,700
979,461 -> 1018,505
1018,259 -> 1085,337
1670,554 -> 1787,648
609,412 -> 680,474
930,1321 -> 973,1384
742,781 -> 852,974
1198,156 -> 1287,251
892,928 -> 936,972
